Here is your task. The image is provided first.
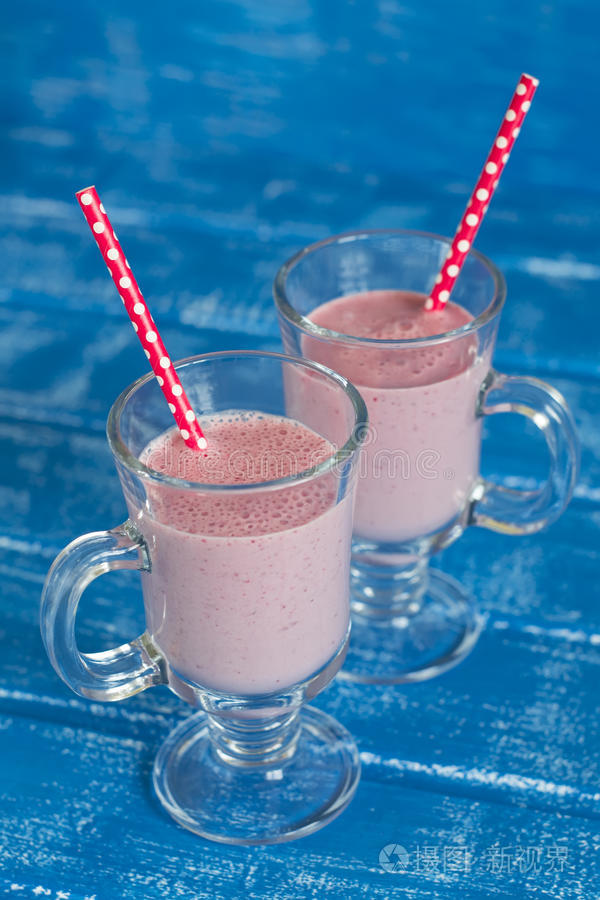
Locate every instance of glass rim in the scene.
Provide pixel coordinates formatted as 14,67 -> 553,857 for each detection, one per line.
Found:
106,350 -> 368,493
273,228 -> 507,348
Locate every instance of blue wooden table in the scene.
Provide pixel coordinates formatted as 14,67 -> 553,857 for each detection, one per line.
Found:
2,1 -> 599,897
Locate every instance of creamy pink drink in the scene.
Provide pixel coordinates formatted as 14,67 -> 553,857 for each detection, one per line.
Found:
136,412 -> 352,695
302,290 -> 491,543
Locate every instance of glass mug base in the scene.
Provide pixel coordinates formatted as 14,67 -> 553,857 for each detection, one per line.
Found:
342,568 -> 485,684
153,706 -> 360,845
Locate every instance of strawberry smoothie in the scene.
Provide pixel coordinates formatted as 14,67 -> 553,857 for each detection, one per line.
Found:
302,290 -> 491,543
135,413 -> 352,695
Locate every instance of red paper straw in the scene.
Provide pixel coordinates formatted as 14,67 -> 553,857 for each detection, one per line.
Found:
426,73 -> 539,311
76,186 -> 207,450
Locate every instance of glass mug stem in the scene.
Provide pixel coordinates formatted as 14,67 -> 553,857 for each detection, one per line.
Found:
208,710 -> 301,767
350,553 -> 428,619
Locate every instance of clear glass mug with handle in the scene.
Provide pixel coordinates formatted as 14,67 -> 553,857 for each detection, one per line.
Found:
273,230 -> 579,684
41,350 -> 367,845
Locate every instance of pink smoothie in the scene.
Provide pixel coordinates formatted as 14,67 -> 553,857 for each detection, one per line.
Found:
136,413 -> 352,695
302,290 -> 491,543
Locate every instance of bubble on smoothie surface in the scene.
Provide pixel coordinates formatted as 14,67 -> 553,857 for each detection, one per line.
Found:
140,413 -> 338,537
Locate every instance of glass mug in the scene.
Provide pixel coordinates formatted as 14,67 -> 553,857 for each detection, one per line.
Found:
274,230 -> 579,684
41,351 -> 367,844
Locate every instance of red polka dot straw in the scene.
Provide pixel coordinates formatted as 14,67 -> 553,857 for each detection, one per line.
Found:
427,73 -> 539,311
76,186 -> 207,450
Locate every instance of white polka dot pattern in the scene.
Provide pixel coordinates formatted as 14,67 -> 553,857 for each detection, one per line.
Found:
75,185 -> 207,451
427,73 -> 539,310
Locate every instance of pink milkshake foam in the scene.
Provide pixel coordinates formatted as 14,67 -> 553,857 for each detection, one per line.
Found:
307,289 -> 475,387
142,412 -> 337,536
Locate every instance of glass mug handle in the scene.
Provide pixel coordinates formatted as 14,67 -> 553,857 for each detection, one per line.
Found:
40,520 -> 166,701
470,370 -> 579,535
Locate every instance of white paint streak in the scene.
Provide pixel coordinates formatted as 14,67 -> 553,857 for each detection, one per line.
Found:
9,127 -> 74,148
359,751 -> 600,804
518,256 -> 600,281
0,534 -> 52,557
159,64 -> 194,82
492,619 -> 600,647
263,179 -> 297,200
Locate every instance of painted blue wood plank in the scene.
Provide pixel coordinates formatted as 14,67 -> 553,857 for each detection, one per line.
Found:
0,307 -> 277,434
3,0 -> 598,190
2,188 -> 598,377
2,0 -> 599,375
0,713 -> 597,900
